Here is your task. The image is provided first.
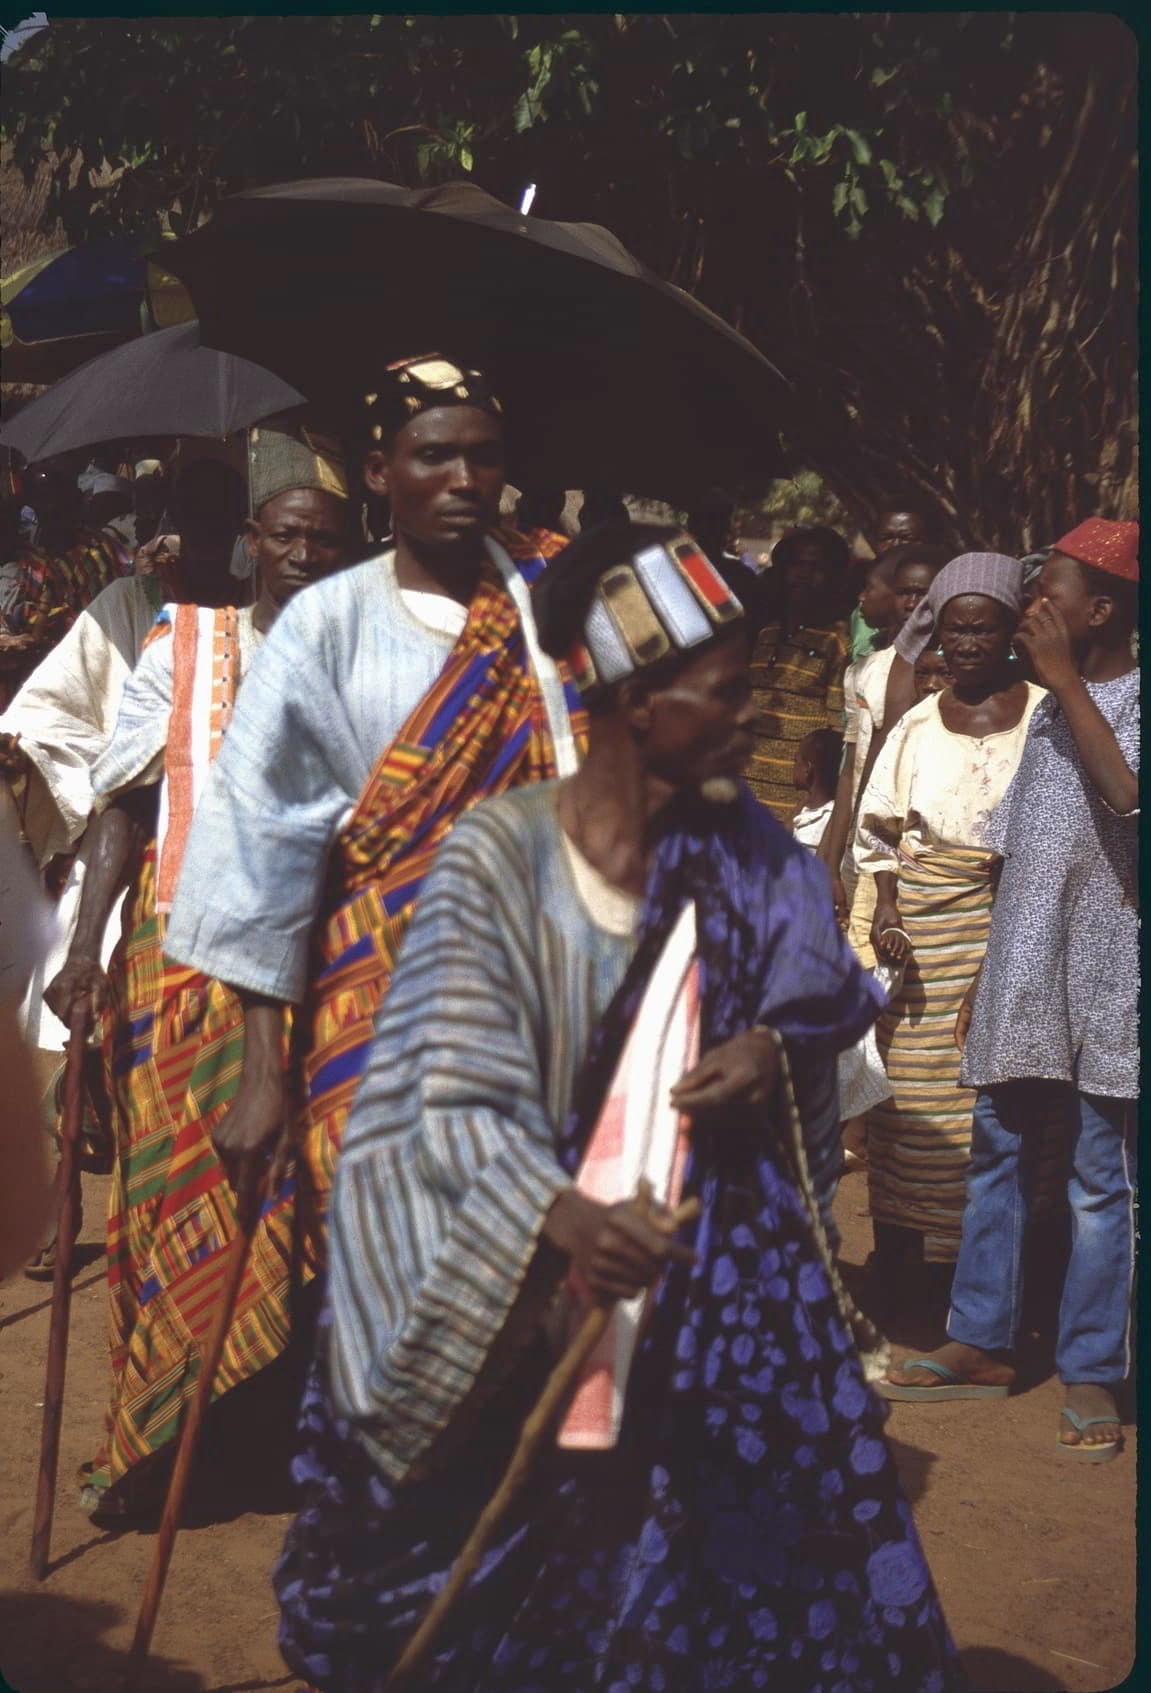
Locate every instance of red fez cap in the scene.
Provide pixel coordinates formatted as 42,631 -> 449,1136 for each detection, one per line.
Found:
1054,518 -> 1139,582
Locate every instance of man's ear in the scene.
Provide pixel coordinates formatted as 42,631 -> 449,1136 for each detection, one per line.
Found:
242,517 -> 260,562
363,449 -> 390,498
619,675 -> 653,733
1087,591 -> 1115,631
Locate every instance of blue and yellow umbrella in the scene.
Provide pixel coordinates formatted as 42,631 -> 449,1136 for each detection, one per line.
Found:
1,233 -> 193,385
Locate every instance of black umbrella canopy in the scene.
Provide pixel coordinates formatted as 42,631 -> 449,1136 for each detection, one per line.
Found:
0,322 -> 305,462
162,179 -> 791,502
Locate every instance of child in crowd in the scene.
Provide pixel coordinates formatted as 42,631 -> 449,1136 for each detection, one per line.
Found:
791,727 -> 843,850
913,646 -> 954,701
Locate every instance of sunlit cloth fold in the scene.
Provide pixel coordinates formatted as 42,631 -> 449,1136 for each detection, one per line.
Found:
559,900 -> 698,1451
0,574 -> 163,864
295,529 -> 584,1247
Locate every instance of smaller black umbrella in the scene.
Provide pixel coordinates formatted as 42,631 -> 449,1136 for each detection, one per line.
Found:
0,323 -> 305,462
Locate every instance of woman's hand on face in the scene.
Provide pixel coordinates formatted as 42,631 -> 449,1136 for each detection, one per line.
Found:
671,1028 -> 780,1112
1015,596 -> 1079,693
871,900 -> 911,964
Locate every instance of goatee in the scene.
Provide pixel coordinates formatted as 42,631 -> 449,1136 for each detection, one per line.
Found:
698,776 -> 740,805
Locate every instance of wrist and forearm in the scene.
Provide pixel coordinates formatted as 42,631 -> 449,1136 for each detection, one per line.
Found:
211,994 -> 290,1174
874,870 -> 899,913
871,870 -> 909,962
239,995 -> 287,1087
70,801 -> 143,954
819,748 -> 857,870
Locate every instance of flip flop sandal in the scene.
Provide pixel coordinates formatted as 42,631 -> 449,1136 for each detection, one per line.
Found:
1056,1406 -> 1123,1463
878,1357 -> 1012,1402
24,1241 -> 57,1281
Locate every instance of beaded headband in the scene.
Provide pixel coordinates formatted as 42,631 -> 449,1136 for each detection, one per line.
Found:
566,532 -> 744,697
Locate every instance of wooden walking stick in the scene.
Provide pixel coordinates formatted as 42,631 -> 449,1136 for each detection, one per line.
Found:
30,1002 -> 92,1581
385,1181 -> 701,1691
123,1150 -> 267,1692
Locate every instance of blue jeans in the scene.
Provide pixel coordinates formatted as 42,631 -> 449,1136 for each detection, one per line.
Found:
947,1082 -> 1137,1384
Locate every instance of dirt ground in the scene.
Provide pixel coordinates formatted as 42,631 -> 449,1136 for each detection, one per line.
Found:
0,1164 -> 1136,1693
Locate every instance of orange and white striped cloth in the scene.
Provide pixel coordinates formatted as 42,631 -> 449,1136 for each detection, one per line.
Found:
558,900 -> 700,1451
154,605 -> 246,913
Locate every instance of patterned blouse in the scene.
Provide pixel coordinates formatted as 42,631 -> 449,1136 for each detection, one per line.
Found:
961,669 -> 1139,1100
856,683 -> 1045,870
747,618 -> 851,823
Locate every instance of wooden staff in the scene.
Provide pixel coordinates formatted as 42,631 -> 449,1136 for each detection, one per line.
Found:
123,1151 -> 266,1692
386,1182 -> 701,1691
30,1002 -> 92,1581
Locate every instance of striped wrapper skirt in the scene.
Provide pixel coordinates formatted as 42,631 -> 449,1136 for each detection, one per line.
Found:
868,844 -> 1069,1262
870,845 -> 994,1262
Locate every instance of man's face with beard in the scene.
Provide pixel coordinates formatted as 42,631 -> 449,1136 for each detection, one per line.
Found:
636,634 -> 757,803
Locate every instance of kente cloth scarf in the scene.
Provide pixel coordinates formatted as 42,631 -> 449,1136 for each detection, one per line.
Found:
295,528 -> 585,1246
276,795 -> 963,1693
88,612 -> 295,1503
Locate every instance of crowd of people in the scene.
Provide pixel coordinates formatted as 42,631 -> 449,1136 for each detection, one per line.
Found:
0,353 -> 1138,1690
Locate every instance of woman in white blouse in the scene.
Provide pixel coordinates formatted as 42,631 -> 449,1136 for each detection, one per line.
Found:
854,558 -> 1044,1295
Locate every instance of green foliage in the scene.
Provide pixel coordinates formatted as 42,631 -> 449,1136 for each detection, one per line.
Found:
1,12 -> 1136,547
1,13 -> 973,242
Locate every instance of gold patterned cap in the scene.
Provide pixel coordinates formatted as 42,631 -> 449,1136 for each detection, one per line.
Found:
364,353 -> 503,442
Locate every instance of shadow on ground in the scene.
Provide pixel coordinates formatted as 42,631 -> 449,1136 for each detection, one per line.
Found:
0,1591 -> 199,1693
962,1645 -> 1066,1691
207,1678 -> 295,1693
885,1434 -> 935,1504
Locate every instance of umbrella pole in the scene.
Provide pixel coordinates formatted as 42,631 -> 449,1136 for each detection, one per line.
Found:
123,1153 -> 265,1692
385,1184 -> 700,1691
30,1004 -> 91,1581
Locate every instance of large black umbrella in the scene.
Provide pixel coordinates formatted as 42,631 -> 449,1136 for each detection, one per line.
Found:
161,179 -> 791,501
0,322 -> 305,461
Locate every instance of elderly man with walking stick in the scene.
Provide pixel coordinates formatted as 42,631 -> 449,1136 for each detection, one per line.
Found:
274,520 -> 965,1693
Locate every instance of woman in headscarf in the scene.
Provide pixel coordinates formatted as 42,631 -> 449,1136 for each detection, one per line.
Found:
854,554 -> 1045,1293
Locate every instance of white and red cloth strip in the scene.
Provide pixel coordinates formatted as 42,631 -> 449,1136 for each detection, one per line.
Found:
154,605 -> 243,914
558,900 -> 700,1451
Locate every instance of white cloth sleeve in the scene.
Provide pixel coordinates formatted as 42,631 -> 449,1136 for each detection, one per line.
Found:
162,595 -> 367,1002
